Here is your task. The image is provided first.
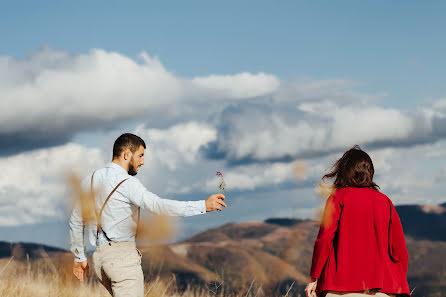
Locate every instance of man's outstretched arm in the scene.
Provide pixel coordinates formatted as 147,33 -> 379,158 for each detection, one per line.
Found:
69,201 -> 89,282
129,179 -> 226,216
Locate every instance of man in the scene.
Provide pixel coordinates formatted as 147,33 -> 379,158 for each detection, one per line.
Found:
69,133 -> 226,297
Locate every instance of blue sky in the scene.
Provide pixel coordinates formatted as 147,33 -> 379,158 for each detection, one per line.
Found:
1,1 -> 446,248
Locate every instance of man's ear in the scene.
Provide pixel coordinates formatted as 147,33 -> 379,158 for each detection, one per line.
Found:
123,149 -> 132,160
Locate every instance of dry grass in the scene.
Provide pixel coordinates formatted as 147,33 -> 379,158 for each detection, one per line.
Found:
0,257 -> 205,297
0,255 -> 298,297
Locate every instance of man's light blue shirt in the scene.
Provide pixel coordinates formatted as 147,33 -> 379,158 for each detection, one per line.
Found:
69,162 -> 206,262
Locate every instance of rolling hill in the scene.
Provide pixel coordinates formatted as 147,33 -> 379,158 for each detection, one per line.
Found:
0,241 -> 66,259
1,202 -> 445,297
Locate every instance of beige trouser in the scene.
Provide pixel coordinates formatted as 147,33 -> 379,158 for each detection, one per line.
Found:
92,242 -> 144,297
325,292 -> 397,297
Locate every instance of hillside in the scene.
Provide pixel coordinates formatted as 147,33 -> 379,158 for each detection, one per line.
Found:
396,203 -> 446,242
1,202 -> 445,296
0,241 -> 66,259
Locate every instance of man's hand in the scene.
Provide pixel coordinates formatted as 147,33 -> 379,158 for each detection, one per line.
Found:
205,193 -> 226,212
73,260 -> 89,282
305,277 -> 317,297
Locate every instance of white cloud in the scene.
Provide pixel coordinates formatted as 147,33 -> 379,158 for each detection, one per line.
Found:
1,124 -> 446,227
432,98 -> 446,110
2,46 -> 446,229
3,47 -> 446,161
0,49 -> 181,134
329,107 -> 415,146
192,72 -> 280,99
135,122 -> 217,170
369,142 -> 446,205
0,48 -> 279,153
0,143 -> 103,226
210,103 -> 443,162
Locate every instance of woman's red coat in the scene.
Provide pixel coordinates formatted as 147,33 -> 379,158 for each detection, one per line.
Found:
310,187 -> 410,296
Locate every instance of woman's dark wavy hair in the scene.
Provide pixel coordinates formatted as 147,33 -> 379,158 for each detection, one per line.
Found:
323,145 -> 379,191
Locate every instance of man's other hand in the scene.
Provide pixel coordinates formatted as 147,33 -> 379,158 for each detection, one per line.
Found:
73,260 -> 89,282
205,194 -> 226,212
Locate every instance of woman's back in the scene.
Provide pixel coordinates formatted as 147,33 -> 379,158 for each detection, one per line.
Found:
311,187 -> 410,296
305,146 -> 410,297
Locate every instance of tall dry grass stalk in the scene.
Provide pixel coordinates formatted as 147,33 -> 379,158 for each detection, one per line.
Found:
294,162 -> 307,180
137,214 -> 176,244
314,181 -> 335,222
67,173 -> 98,224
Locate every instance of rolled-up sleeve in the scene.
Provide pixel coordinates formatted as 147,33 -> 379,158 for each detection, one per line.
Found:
69,200 -> 87,262
128,178 -> 206,216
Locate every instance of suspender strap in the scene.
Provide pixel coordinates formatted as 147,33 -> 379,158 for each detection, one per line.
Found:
91,171 -> 99,219
90,171 -> 129,240
136,207 -> 141,239
98,178 -> 129,219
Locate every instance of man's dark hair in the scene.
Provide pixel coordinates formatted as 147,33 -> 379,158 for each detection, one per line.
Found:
113,133 -> 146,159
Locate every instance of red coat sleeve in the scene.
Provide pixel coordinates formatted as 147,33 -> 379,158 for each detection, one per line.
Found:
388,200 -> 409,264
310,193 -> 342,279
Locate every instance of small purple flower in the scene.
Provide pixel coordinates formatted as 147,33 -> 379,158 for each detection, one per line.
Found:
216,171 -> 226,192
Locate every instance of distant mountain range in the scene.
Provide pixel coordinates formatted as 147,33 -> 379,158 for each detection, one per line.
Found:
0,241 -> 66,259
396,202 -> 446,242
1,202 -> 445,297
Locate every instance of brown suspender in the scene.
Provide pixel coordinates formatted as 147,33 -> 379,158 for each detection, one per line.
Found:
91,171 -> 140,241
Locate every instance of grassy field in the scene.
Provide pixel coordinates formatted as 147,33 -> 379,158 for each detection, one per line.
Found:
0,258 -> 210,297
0,256 -> 297,297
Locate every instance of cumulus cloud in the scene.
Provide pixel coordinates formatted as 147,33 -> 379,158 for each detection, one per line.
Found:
201,140 -> 446,205
192,72 -> 280,99
3,46 -> 446,229
0,47 -> 278,155
205,101 -> 446,163
2,122 -> 446,227
369,142 -> 446,205
0,48 -> 180,154
6,46 -> 444,163
135,122 -> 217,171
0,143 -> 103,226
432,98 -> 446,110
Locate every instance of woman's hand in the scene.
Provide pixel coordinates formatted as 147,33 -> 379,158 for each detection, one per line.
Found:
305,277 -> 317,297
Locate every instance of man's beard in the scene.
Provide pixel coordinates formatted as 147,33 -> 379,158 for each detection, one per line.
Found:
128,162 -> 138,176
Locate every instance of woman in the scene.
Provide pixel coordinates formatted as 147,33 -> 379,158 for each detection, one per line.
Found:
305,146 -> 410,297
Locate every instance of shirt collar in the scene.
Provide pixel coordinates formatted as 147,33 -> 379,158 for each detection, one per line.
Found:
106,162 -> 129,175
